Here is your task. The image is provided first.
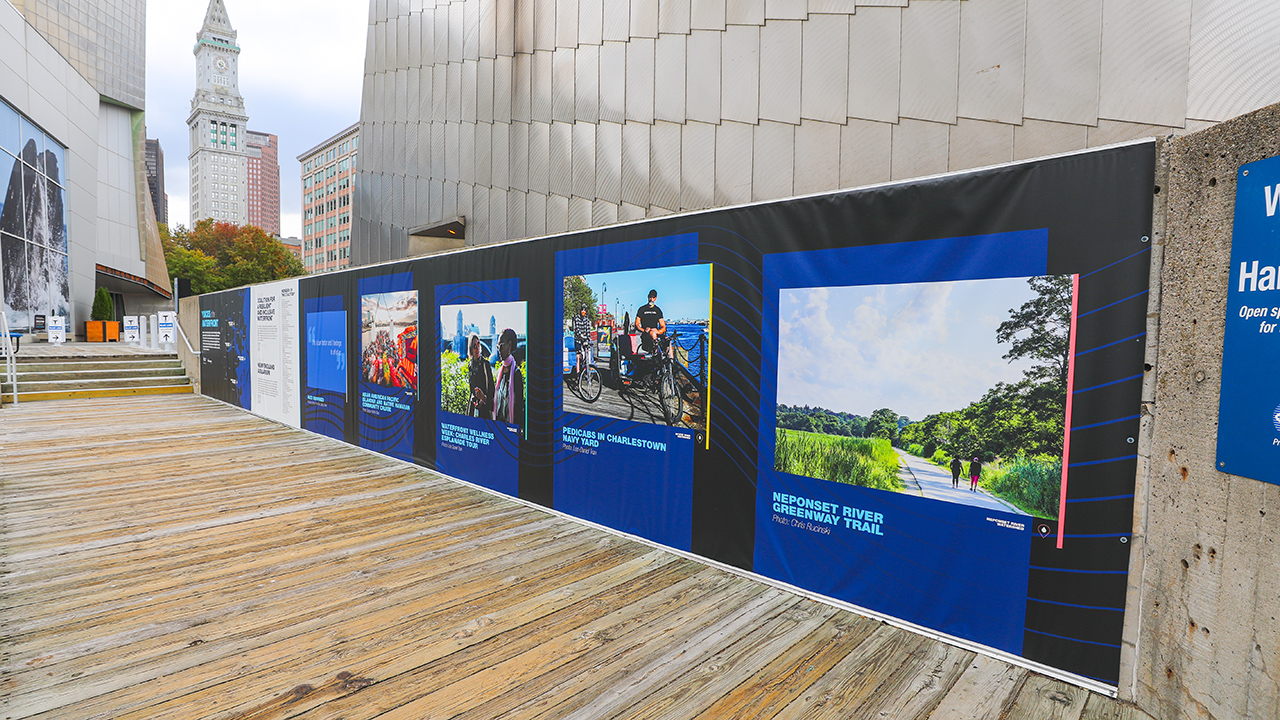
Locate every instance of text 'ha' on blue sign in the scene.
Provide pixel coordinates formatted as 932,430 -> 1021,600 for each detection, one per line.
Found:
1217,154 -> 1280,484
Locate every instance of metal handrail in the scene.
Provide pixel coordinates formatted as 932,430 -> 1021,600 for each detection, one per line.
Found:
175,315 -> 198,355
1,311 -> 17,406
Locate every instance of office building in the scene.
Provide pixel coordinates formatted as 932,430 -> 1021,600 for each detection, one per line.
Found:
353,0 -> 1280,265
297,123 -> 357,273
0,0 -> 169,334
246,131 -> 280,235
188,0 -> 249,227
145,138 -> 168,226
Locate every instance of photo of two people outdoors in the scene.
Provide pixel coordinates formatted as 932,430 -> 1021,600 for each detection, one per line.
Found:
562,265 -> 712,431
774,275 -> 1072,519
438,301 -> 527,433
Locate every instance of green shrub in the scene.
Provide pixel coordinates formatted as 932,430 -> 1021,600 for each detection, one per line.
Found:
440,351 -> 470,415
90,287 -> 114,321
775,429 -> 903,492
980,455 -> 1062,518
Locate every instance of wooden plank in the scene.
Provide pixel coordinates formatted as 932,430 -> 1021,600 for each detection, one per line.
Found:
1002,672 -> 1089,720
0,393 -> 1145,720
927,654 -> 1029,720
693,614 -> 882,719
1080,694 -> 1159,720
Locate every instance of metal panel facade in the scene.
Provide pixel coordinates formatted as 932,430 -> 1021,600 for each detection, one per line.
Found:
356,0 -> 1280,262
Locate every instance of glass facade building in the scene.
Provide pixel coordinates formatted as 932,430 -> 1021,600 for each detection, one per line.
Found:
8,0 -> 147,111
0,99 -> 68,329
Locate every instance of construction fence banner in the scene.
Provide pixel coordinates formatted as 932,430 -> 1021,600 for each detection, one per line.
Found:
199,141 -> 1155,687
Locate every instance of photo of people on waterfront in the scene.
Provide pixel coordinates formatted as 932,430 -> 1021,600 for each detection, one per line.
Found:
562,264 -> 712,431
360,290 -> 419,393
774,275 -> 1072,518
438,301 -> 527,432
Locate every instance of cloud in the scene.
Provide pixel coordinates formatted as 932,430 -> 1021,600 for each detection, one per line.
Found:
777,278 -> 1038,420
146,1 -> 367,239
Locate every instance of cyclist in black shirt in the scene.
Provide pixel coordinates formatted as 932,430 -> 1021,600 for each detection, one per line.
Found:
634,289 -> 665,354
572,304 -> 593,376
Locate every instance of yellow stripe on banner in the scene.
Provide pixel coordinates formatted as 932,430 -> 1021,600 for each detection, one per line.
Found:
706,263 -> 713,450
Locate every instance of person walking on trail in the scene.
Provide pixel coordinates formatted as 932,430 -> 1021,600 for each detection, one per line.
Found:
950,457 -> 963,489
969,457 -> 983,492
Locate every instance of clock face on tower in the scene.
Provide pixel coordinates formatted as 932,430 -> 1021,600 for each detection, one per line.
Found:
215,58 -> 228,72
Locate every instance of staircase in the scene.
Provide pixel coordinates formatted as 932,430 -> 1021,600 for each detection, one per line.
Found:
1,353 -> 194,403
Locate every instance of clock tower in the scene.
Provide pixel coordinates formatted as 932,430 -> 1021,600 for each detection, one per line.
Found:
188,0 -> 249,226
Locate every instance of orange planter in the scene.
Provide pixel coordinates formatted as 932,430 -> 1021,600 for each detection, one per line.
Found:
85,321 -> 120,342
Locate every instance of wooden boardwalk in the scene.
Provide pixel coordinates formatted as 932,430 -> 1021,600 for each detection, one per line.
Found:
0,395 -> 1151,720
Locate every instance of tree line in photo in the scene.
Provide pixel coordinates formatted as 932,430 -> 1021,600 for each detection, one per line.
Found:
775,276 -> 1070,518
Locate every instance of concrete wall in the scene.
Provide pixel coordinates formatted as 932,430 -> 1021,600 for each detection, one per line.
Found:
1125,103 -> 1280,719
177,295 -> 202,394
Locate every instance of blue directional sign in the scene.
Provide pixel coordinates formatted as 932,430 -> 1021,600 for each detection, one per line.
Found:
1217,154 -> 1280,483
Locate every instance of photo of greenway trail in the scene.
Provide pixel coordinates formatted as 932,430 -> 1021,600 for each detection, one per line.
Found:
562,265 -> 711,431
360,290 -> 419,392
438,301 -> 527,432
775,275 -> 1071,518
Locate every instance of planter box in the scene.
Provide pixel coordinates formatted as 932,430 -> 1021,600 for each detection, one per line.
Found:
85,320 -> 120,342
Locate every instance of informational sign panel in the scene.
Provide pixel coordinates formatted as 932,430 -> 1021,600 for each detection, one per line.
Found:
251,280 -> 301,428
1218,155 -> 1280,483
122,316 -> 140,344
157,311 -> 177,345
47,315 -> 64,344
196,143 -> 1156,689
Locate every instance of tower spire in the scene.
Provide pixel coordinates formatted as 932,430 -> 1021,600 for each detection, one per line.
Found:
199,0 -> 237,42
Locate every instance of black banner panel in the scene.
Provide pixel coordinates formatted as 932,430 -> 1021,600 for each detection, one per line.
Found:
199,142 -> 1155,686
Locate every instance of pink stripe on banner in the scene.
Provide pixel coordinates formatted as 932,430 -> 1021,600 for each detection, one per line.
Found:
1058,273 -> 1080,549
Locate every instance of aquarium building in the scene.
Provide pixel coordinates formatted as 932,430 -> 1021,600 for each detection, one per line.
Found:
0,0 -> 170,334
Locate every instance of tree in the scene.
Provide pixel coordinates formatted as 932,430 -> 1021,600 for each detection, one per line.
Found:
161,220 -> 304,294
562,275 -> 598,325
90,286 -> 114,321
996,275 -> 1073,387
867,408 -> 901,444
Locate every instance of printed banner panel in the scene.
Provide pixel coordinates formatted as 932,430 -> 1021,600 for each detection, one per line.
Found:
436,278 -> 525,497
251,279 -> 301,428
197,142 -> 1156,686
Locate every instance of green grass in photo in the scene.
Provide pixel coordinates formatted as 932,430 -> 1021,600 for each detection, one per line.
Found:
775,429 -> 903,492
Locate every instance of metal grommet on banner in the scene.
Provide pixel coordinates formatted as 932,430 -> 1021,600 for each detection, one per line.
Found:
1141,236 -> 1150,242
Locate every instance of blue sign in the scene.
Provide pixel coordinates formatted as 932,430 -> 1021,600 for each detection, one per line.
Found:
1217,154 -> 1280,483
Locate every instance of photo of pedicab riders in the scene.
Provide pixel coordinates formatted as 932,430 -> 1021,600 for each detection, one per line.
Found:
360,291 -> 419,393
774,275 -> 1074,519
562,265 -> 712,430
439,301 -> 528,433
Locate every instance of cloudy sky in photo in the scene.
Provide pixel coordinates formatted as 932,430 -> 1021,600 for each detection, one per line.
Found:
777,277 -> 1046,421
146,1 -> 369,238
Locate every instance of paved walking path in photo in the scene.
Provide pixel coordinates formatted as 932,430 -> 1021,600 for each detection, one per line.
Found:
895,449 -> 1027,515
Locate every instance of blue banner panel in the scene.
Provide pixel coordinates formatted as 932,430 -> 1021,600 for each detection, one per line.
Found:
552,233 -> 702,550
304,296 -> 346,441
555,412 -> 694,550
435,279 -> 523,495
1218,154 -> 1280,484
358,272 -> 417,462
756,469 -> 1032,654
438,413 -> 521,496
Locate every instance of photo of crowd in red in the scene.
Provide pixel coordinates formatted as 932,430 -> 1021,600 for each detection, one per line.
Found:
361,290 -> 419,393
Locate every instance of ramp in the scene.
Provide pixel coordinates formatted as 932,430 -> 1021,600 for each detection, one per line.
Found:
0,395 -> 1150,719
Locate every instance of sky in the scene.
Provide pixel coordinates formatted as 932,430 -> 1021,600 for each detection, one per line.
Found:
575,265 -> 714,323
145,0 -> 369,239
440,301 -> 529,337
776,277 -> 1047,421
